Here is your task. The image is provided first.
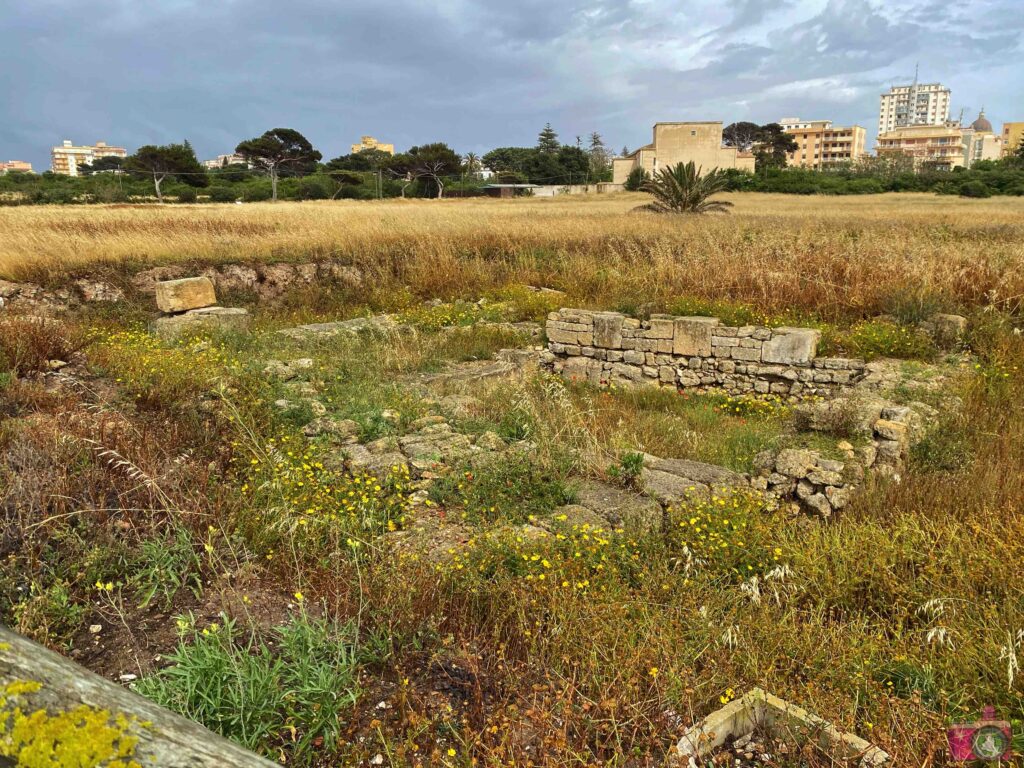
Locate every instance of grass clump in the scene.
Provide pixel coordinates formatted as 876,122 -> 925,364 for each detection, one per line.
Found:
428,453 -> 575,525
138,612 -> 363,766
826,320 -> 937,361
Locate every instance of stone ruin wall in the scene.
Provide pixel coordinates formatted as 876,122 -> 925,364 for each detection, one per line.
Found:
545,308 -> 866,399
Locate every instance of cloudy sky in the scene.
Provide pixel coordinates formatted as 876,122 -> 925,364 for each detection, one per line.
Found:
2,0 -> 1022,170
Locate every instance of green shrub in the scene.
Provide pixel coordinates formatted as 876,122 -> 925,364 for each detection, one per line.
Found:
138,612 -> 363,765
623,166 -> 649,191
959,181 -> 992,198
208,186 -> 237,203
129,527 -> 203,609
176,187 -> 197,203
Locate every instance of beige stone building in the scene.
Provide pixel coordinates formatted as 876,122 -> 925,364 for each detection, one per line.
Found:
0,160 -> 33,174
778,118 -> 867,168
350,135 -> 394,155
51,140 -> 127,176
876,112 -> 1002,171
1001,122 -> 1024,157
612,122 -> 755,185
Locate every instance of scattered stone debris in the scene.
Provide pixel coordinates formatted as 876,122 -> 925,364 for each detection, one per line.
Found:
675,688 -> 888,767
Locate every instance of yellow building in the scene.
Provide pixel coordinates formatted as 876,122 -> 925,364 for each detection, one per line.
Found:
876,124 -> 965,170
778,118 -> 867,168
0,160 -> 33,174
612,122 -> 755,184
51,140 -> 127,176
876,113 -> 1002,171
350,135 -> 394,155
1002,122 -> 1024,157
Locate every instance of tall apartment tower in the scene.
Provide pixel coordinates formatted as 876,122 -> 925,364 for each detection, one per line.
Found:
878,82 -> 951,134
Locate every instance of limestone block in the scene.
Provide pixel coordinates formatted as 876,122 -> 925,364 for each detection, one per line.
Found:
775,448 -> 819,479
673,316 -> 719,356
658,365 -> 675,383
152,306 -> 250,339
606,350 -> 623,362
622,349 -> 644,364
155,277 -> 217,313
711,336 -> 739,348
731,346 -> 761,362
762,327 -> 820,365
592,312 -> 624,349
874,419 -> 908,445
646,315 -> 675,339
546,326 -> 580,345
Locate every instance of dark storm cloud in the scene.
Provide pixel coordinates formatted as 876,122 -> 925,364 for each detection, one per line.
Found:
1,0 -> 1021,170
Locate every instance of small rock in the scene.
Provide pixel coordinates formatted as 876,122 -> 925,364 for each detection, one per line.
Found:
370,755 -> 384,766
803,492 -> 832,517
118,673 -> 138,683
775,448 -> 819,479
873,419 -> 909,444
47,359 -> 69,370
410,414 -> 447,431
263,360 -> 295,380
475,431 -> 507,452
380,409 -> 401,426
89,624 -> 103,634
290,358 -> 315,370
836,440 -> 854,452
305,399 -> 327,417
273,399 -> 293,411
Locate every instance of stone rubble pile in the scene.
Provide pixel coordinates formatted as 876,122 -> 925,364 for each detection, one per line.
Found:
545,309 -> 866,398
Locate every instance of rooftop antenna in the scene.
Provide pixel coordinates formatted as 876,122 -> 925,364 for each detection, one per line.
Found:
907,63 -> 920,126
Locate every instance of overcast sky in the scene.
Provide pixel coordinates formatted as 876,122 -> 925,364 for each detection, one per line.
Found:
2,0 -> 1022,170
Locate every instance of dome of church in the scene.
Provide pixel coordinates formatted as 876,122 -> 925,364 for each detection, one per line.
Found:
971,110 -> 993,133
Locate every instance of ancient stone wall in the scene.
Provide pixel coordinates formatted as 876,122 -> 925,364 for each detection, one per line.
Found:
546,308 -> 866,398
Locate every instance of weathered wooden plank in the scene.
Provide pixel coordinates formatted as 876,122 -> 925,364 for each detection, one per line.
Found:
0,624 -> 277,767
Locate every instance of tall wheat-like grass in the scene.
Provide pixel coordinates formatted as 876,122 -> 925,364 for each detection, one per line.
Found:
3,193 -> 1024,317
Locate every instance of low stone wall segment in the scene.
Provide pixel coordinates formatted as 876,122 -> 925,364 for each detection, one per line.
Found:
546,308 -> 866,398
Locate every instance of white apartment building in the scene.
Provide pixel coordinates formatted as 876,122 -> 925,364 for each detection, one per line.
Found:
878,83 -> 951,134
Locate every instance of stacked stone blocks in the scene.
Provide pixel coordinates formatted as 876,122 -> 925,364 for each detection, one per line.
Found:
547,309 -> 866,398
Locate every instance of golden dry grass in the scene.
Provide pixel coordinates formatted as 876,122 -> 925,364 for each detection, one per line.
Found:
3,192 -> 1024,318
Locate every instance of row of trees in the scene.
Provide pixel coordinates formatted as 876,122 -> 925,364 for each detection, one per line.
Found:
11,123 -> 613,204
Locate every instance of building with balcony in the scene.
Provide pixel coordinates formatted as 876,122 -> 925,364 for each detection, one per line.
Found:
51,140 -> 127,176
878,82 -> 951,135
0,160 -> 33,174
350,136 -> 394,155
611,122 -> 755,185
778,118 -> 867,168
876,112 -> 1001,171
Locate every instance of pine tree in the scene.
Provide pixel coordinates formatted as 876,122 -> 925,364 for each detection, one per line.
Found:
537,123 -> 560,154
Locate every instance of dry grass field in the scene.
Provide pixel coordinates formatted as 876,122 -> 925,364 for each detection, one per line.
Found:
2,193 -> 1024,766
3,192 -> 1024,319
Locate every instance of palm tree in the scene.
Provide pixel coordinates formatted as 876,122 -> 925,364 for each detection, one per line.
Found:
637,161 -> 733,214
463,152 -> 481,177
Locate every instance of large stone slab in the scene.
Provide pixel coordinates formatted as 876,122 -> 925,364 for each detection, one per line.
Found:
572,479 -> 662,533
152,306 -> 250,339
640,457 -> 747,504
155,277 -> 217,313
673,317 -> 719,357
761,327 -> 820,365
